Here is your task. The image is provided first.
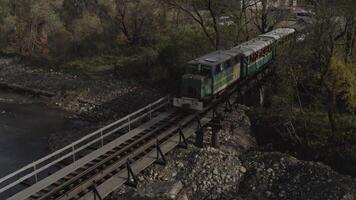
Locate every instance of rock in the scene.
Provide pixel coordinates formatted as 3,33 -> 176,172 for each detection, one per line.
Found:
108,103 -> 356,200
239,166 -> 247,174
115,181 -> 185,200
238,151 -> 356,200
342,193 -> 355,200
137,181 -> 184,200
181,148 -> 241,199
265,191 -> 272,197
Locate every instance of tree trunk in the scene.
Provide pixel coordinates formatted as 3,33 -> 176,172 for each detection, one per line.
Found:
327,88 -> 337,133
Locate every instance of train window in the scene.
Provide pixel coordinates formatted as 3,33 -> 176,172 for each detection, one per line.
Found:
250,53 -> 257,62
186,64 -> 211,76
226,60 -> 233,68
201,65 -> 212,76
215,64 -> 223,75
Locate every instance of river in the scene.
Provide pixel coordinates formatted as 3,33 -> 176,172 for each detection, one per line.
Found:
0,91 -> 76,178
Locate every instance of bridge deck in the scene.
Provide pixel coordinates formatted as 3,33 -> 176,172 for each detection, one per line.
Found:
80,115 -> 211,200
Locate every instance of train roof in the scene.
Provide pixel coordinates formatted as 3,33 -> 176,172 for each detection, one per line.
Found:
223,48 -> 243,57
233,37 -> 274,57
258,28 -> 295,40
188,50 -> 233,67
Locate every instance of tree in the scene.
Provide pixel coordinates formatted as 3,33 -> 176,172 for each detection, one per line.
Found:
116,0 -> 157,45
307,0 -> 356,132
165,0 -> 225,49
268,0 -> 356,134
338,0 -> 356,63
327,56 -> 356,113
0,0 -> 66,59
249,0 -> 290,33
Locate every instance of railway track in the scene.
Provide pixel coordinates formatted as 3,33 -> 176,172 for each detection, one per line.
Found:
32,110 -> 190,200
0,64 -> 273,200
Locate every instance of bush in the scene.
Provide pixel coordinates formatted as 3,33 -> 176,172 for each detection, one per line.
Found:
115,47 -> 158,78
64,55 -> 121,75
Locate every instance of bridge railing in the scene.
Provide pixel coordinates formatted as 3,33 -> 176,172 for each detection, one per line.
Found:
0,96 -> 171,195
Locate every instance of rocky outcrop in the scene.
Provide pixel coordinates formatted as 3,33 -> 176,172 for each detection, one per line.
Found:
113,105 -> 356,200
182,147 -> 242,199
237,151 -> 356,200
219,104 -> 256,154
113,105 -> 256,200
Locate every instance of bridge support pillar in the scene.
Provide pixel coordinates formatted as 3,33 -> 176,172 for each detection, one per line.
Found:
155,141 -> 167,166
211,115 -> 222,149
224,98 -> 233,113
259,86 -> 265,107
237,86 -> 247,105
207,107 -> 221,148
125,160 -> 138,188
92,182 -> 103,200
178,125 -> 188,149
195,117 -> 204,148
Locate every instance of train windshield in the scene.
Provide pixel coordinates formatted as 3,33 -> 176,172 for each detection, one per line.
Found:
186,64 -> 211,76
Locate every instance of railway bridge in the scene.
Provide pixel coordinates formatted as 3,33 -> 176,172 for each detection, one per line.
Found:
0,64 -> 273,200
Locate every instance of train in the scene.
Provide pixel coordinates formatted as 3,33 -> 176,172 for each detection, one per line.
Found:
173,27 -> 296,111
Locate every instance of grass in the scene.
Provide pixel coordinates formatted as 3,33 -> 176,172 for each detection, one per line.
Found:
63,55 -> 121,75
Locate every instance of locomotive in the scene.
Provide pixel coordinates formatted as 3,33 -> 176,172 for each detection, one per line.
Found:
173,28 -> 296,111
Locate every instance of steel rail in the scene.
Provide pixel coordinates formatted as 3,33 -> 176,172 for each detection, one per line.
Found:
80,112 -> 210,200
7,111 -> 175,200
50,112 -> 188,200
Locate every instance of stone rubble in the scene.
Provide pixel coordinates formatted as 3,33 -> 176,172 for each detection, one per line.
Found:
113,181 -> 187,200
237,151 -> 356,200
112,105 -> 256,200
112,105 -> 356,200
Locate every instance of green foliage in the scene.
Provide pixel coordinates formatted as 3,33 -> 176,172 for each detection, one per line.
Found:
328,57 -> 356,111
72,11 -> 103,41
116,47 -> 158,78
0,0 -> 9,19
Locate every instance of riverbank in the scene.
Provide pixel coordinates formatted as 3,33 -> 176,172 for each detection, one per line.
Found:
0,58 -> 164,117
0,58 -> 165,151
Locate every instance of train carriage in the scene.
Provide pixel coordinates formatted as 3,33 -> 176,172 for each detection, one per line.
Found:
234,37 -> 275,77
259,28 -> 296,54
174,27 -> 296,111
259,28 -> 296,43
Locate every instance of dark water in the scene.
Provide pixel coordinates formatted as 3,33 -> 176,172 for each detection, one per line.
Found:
0,91 -> 74,178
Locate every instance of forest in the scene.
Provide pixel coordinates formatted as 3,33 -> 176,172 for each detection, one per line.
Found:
0,0 -> 307,78
0,0 -> 356,176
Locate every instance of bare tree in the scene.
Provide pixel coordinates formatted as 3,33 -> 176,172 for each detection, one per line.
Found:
340,0 -> 356,63
307,0 -> 351,132
165,0 -> 223,49
249,0 -> 290,33
116,0 -> 156,45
